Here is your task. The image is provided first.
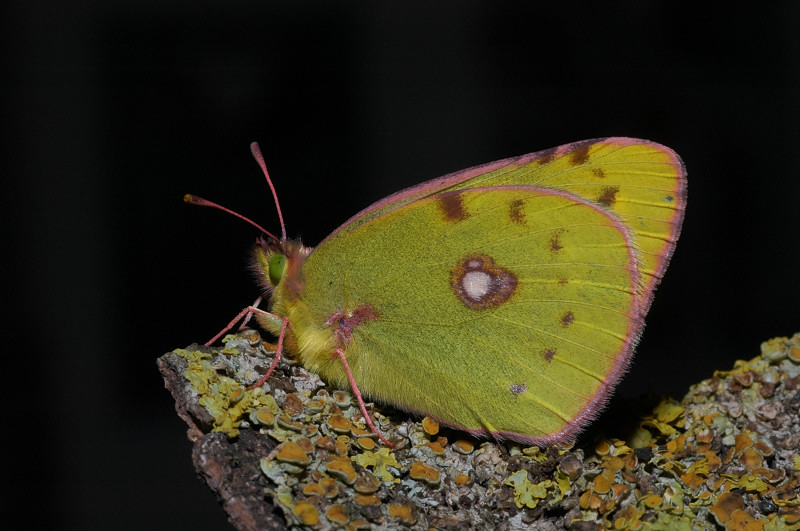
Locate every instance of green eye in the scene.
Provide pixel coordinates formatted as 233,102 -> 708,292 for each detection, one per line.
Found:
268,254 -> 287,286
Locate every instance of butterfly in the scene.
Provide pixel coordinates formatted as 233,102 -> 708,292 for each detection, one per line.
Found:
187,137 -> 686,446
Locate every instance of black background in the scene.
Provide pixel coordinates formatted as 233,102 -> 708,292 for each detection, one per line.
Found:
4,2 -> 799,529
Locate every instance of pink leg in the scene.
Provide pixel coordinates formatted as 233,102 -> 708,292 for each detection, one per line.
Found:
205,304 -> 271,346
238,295 -> 263,330
334,348 -> 393,447
247,317 -> 289,390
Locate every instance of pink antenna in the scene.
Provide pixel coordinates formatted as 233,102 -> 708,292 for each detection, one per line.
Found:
250,142 -> 287,242
183,194 -> 279,243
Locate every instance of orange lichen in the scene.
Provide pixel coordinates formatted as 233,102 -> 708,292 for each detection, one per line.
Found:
665,433 -> 687,454
276,441 -> 311,466
325,459 -> 358,484
595,440 -> 611,455
612,505 -> 639,529
584,492 -> 603,511
350,425 -> 373,438
332,390 -> 351,408
603,456 -> 625,472
305,398 -> 325,413
753,441 -> 773,457
388,504 -> 416,525
347,518 -> 371,530
734,433 -> 753,453
293,501 -> 319,525
727,509 -> 764,530
680,472 -> 705,490
695,427 -> 713,444
282,393 -> 305,416
710,491 -> 745,524
642,494 -> 663,509
302,483 -> 323,496
421,417 -> 439,436
254,408 -> 275,425
327,414 -> 352,433
315,436 -> 336,452
276,414 -> 303,431
592,468 -> 615,494
228,387 -> 245,403
354,493 -> 381,506
740,448 -> 763,468
452,439 -> 474,454
296,437 -> 314,453
409,462 -> 441,486
610,483 -> 630,501
356,437 -> 376,451
353,473 -> 380,494
423,441 -> 445,456
319,477 -> 339,498
326,503 -> 349,524
335,439 -> 349,457
454,473 -> 470,486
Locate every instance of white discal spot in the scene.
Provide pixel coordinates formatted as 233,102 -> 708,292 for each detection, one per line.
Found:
462,270 -> 491,301
451,253 -> 518,310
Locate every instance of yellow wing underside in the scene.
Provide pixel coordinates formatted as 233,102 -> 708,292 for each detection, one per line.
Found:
272,138 -> 686,443
290,187 -> 640,442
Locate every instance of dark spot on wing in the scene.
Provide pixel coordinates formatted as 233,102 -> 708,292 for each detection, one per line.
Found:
560,311 -> 575,328
550,231 -> 564,252
536,147 -> 558,165
569,145 -> 591,166
437,190 -> 468,222
597,186 -> 620,208
510,383 -> 527,397
509,199 -> 526,225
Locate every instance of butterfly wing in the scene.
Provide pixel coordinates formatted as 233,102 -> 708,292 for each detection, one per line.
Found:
292,185 -> 642,444
327,138 -> 686,314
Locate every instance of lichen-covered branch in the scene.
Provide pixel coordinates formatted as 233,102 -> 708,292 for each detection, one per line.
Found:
158,331 -> 800,529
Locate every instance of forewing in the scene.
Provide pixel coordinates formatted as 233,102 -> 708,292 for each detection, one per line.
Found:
326,138 -> 686,314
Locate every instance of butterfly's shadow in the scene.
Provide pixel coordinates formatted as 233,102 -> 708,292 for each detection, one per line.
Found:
574,391 -> 665,452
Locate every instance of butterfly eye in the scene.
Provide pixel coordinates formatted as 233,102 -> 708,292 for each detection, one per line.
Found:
268,254 -> 287,286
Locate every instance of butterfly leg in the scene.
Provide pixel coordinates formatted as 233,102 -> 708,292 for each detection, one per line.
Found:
204,298 -> 266,346
246,316 -> 289,390
333,348 -> 393,447
237,295 -> 263,329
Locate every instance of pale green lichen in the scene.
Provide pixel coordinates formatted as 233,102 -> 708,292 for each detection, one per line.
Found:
353,448 -> 401,483
504,470 -> 554,509
176,345 -> 278,437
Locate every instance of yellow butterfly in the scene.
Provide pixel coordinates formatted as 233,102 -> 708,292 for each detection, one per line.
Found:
188,137 -> 686,446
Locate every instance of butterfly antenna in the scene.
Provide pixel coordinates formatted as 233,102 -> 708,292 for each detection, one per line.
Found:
183,194 -> 279,243
250,142 -> 287,242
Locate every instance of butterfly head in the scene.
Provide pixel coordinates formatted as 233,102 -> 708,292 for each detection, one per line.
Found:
252,236 -> 311,300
